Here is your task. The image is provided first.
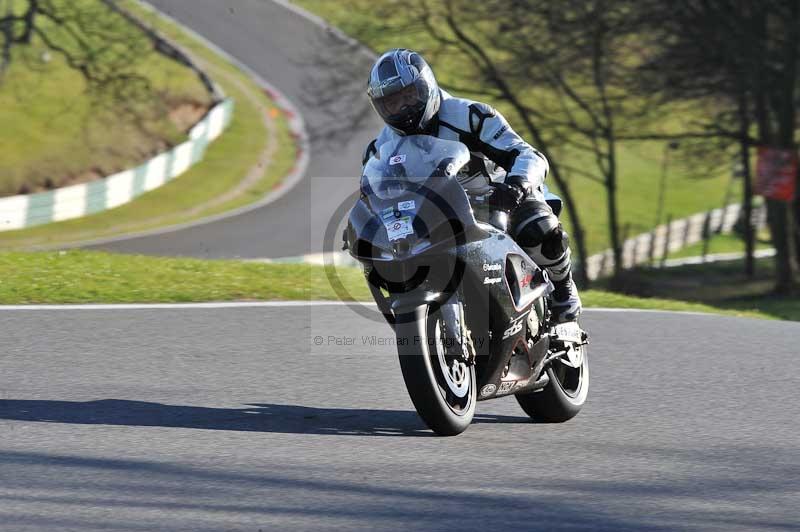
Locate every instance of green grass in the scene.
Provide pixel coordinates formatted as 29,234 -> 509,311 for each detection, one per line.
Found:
293,0 -> 736,255
0,251 -> 775,321
0,0 -> 210,196
0,251 -> 366,303
0,251 -> 369,303
0,0 -> 296,249
666,231 -> 773,260
603,257 -> 799,321
580,290 -> 765,319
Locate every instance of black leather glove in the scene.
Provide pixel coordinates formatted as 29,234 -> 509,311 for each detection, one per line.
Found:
487,182 -> 525,211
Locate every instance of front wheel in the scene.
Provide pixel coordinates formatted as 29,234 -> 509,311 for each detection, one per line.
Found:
516,345 -> 589,422
396,306 -> 476,436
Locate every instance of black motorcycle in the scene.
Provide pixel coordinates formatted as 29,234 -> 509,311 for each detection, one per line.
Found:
345,135 -> 589,436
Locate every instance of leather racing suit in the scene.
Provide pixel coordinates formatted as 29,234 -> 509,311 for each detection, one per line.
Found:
363,90 -> 577,319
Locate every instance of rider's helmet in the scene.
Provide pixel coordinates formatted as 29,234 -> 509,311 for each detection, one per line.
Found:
367,49 -> 441,136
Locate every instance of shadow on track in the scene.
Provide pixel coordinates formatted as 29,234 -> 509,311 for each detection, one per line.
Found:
0,448 -> 677,532
0,399 -> 531,436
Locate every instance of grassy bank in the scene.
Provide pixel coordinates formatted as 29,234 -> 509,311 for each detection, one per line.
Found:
0,251 -> 772,321
0,0 -> 296,249
0,251 -> 367,303
293,0 -> 735,255
0,0 -> 211,196
606,257 -> 798,321
665,232 -> 773,260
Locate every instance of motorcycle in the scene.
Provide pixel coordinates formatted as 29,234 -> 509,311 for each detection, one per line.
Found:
344,135 -> 589,436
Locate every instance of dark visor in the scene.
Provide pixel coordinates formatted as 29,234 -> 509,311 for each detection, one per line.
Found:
373,83 -> 425,118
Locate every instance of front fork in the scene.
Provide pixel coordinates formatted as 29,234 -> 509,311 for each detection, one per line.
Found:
439,296 -> 476,364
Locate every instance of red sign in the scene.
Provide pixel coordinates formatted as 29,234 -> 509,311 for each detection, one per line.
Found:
755,147 -> 797,201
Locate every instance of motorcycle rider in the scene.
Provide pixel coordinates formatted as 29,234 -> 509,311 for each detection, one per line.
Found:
362,49 -> 581,322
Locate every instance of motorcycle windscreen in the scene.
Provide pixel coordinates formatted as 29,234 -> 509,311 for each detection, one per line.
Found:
357,135 -> 478,259
362,135 -> 471,200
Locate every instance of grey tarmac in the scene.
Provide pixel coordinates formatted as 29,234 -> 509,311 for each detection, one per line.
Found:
1,306 -> 798,531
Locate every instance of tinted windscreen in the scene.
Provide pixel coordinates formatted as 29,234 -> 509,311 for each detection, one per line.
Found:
362,135 -> 470,199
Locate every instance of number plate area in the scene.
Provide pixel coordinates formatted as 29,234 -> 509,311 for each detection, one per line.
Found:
553,321 -> 584,344
385,216 -> 413,241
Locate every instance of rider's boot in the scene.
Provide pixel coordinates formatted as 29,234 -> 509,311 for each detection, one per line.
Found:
527,246 -> 582,323
550,268 -> 582,323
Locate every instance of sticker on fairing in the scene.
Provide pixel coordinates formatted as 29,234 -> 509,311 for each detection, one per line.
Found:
398,200 -> 416,211
389,154 -> 406,165
385,216 -> 413,241
480,384 -> 497,397
497,381 -> 515,394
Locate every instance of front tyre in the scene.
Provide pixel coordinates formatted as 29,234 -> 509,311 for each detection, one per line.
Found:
396,305 -> 476,436
516,345 -> 589,422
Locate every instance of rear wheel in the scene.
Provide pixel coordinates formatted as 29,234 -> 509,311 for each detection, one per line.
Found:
396,306 -> 476,436
516,345 -> 589,422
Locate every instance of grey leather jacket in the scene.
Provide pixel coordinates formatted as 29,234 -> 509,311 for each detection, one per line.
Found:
363,90 -> 550,200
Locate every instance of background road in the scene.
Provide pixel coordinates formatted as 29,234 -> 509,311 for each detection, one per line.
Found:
1,306 -> 799,530
94,0 -> 380,259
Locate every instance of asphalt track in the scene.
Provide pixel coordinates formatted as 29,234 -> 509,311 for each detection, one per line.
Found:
1,306 -> 799,530
93,0 -> 380,259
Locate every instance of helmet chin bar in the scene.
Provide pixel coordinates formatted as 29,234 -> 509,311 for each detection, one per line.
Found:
389,115 -> 425,136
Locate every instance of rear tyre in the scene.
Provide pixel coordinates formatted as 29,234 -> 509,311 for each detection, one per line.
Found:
516,345 -> 589,423
396,306 -> 476,436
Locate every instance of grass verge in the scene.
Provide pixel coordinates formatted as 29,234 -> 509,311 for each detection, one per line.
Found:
664,231 -> 773,260
0,0 -> 296,249
0,251 -> 775,321
0,251 -> 366,303
604,257 -> 798,321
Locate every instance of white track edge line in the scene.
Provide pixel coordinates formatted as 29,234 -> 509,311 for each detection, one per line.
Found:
0,302 -> 729,318
0,301 -> 371,311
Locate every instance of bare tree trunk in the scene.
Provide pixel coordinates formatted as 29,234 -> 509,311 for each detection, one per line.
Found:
738,94 -> 755,278
751,4 -> 796,292
590,10 -> 621,276
548,160 -> 590,287
795,168 -> 800,274
606,144 -> 622,274
787,1 -> 800,274
770,0 -> 799,291
766,200 -> 796,291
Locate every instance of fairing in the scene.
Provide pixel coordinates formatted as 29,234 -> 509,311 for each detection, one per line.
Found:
346,135 -> 551,400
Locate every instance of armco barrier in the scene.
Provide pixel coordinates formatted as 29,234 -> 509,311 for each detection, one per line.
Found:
0,99 -> 234,232
584,203 -> 767,280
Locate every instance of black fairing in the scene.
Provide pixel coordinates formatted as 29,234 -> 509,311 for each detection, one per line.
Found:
348,135 -> 552,400
347,172 -> 485,263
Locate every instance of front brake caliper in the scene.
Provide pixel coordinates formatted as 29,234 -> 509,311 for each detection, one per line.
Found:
441,299 -> 476,364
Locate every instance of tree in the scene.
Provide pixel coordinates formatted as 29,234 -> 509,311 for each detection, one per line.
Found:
404,0 -> 663,279
0,0 -> 197,122
634,0 -> 800,291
